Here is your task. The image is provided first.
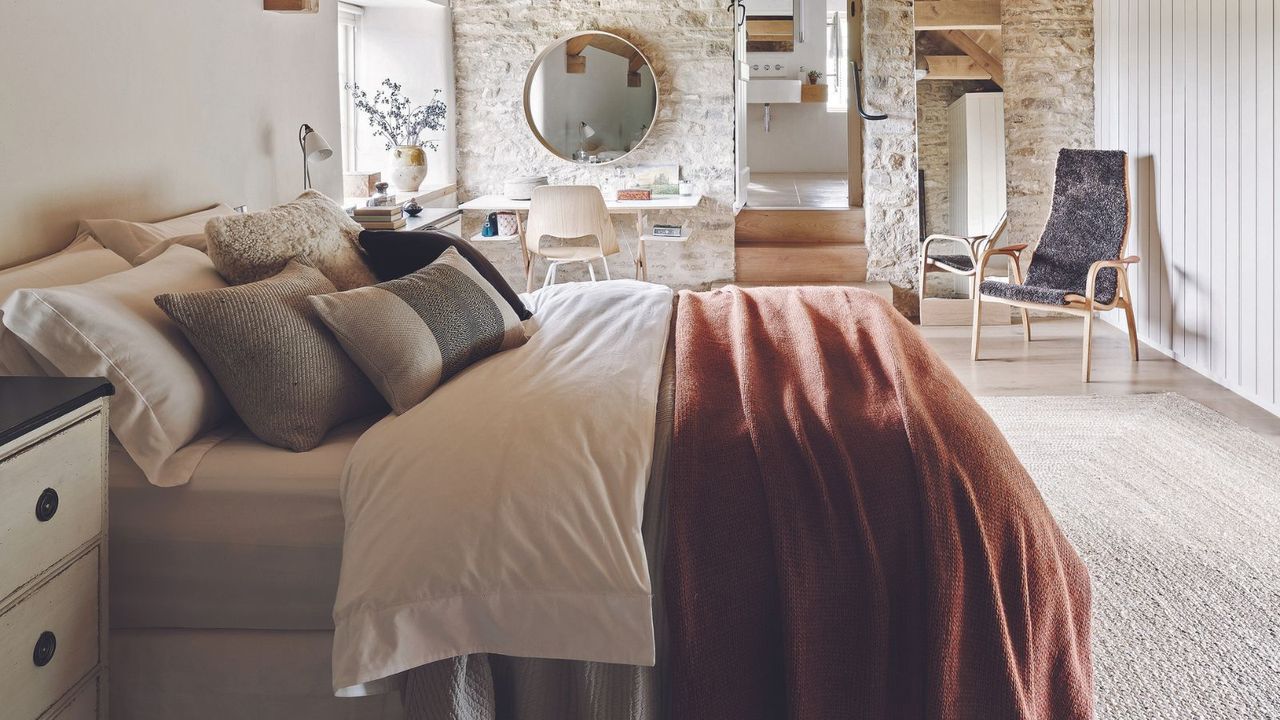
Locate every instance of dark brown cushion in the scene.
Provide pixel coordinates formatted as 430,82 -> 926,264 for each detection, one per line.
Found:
358,230 -> 532,320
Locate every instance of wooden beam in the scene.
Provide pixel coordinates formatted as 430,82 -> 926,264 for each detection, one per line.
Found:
915,1 -> 1001,30
264,0 -> 318,12
941,30 -> 1004,86
566,36 -> 592,56
920,56 -> 992,81
847,6 -> 864,208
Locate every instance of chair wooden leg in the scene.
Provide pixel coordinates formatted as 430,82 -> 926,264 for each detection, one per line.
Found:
971,293 -> 984,361
1123,301 -> 1140,362
526,261 -> 535,293
1082,311 -> 1095,382
1007,258 -> 1032,342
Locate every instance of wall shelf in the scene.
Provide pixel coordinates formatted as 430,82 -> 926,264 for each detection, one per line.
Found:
264,0 -> 318,14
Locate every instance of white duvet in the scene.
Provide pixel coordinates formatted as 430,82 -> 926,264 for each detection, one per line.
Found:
331,280 -> 674,694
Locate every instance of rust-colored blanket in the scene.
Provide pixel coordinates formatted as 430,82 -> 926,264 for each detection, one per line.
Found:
665,287 -> 1093,719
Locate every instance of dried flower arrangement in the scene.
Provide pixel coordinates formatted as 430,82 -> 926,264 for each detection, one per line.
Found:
346,79 -> 447,150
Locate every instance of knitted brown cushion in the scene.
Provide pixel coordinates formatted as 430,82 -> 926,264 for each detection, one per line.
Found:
308,247 -> 530,414
155,261 -> 385,451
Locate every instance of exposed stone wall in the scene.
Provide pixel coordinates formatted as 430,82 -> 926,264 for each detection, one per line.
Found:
916,80 -> 976,237
1002,0 -> 1095,250
860,0 -> 920,292
451,0 -> 735,290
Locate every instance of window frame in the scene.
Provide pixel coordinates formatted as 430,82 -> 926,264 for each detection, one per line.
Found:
338,3 -> 364,173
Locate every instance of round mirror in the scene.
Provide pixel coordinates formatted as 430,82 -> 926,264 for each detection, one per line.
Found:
524,32 -> 659,165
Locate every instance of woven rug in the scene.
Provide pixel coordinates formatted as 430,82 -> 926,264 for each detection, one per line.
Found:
980,393 -> 1280,719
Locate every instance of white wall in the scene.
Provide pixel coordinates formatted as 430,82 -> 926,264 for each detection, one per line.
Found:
354,3 -> 456,185
745,0 -> 847,174
1095,0 -> 1278,415
0,0 -> 341,268
746,105 -> 848,173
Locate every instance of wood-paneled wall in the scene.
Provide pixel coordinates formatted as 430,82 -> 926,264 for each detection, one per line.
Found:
1095,0 -> 1278,415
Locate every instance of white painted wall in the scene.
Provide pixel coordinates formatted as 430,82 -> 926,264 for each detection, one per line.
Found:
745,0 -> 847,174
354,3 -> 457,185
746,105 -> 849,173
0,0 -> 341,268
1095,0 -> 1278,415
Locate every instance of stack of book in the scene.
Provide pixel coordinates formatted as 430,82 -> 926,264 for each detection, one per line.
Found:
353,205 -> 407,231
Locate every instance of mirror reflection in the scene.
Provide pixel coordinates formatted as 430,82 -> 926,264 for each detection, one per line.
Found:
745,0 -> 796,52
524,32 -> 659,164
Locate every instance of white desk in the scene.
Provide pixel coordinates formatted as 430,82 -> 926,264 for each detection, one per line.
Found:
458,194 -> 702,283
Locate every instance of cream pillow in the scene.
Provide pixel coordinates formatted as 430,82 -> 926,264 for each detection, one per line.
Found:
0,236 -> 131,375
206,190 -> 376,291
78,203 -> 236,264
1,245 -> 233,487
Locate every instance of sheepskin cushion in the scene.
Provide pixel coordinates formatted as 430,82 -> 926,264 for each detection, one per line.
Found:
205,190 -> 377,291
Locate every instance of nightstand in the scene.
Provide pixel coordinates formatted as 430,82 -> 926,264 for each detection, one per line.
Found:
0,378 -> 114,720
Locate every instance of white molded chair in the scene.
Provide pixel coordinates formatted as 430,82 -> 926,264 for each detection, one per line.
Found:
523,186 -> 620,291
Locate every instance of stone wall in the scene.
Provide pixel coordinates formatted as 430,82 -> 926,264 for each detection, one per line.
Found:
451,0 -> 735,290
860,0 -> 920,292
1002,0 -> 1095,250
917,80 -> 975,237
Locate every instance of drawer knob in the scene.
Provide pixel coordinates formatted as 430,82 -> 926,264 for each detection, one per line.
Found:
35,488 -> 59,522
32,631 -> 57,667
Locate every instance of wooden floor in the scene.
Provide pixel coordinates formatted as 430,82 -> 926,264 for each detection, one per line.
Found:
920,318 -> 1280,444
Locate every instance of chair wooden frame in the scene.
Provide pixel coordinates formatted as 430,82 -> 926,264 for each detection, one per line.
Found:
971,162 -> 1140,383
919,212 -> 1009,303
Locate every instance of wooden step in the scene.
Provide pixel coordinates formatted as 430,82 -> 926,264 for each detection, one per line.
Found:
735,208 -> 865,245
735,242 -> 868,284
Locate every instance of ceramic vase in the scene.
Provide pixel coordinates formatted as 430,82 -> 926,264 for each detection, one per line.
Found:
389,145 -> 428,192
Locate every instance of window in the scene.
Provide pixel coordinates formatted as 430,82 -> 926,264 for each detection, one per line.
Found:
338,3 -> 363,173
826,12 -> 848,112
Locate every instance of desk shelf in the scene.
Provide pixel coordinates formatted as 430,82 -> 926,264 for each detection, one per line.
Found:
470,233 -> 521,243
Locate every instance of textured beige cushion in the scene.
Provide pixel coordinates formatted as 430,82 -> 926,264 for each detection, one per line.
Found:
206,191 -> 376,291
78,204 -> 236,264
156,261 -> 386,452
0,236 -> 132,375
309,248 -> 529,414
1,245 -> 233,487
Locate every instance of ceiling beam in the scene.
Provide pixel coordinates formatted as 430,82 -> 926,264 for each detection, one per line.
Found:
920,56 -> 992,81
940,29 -> 1004,86
915,1 -> 1001,30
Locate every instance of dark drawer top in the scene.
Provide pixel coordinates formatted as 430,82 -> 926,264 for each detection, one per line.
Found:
0,378 -> 115,448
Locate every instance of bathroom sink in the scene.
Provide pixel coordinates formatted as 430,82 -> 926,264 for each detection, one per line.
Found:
747,78 -> 801,104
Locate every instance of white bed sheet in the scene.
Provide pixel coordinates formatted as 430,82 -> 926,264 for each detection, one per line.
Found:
109,418 -> 378,631
332,280 -> 674,693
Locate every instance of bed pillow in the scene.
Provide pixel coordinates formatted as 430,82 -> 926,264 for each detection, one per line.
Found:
156,261 -> 386,451
78,203 -> 237,264
1,245 -> 232,487
206,190 -> 376,291
309,247 -> 530,414
0,236 -> 132,375
359,229 -> 533,320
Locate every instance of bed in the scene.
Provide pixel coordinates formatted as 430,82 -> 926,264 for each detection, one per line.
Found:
2,207 -> 1094,720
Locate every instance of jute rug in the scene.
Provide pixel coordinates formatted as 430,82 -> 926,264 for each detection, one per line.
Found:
980,393 -> 1280,719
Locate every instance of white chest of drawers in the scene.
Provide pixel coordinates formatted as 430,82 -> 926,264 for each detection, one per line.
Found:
0,378 -> 113,720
